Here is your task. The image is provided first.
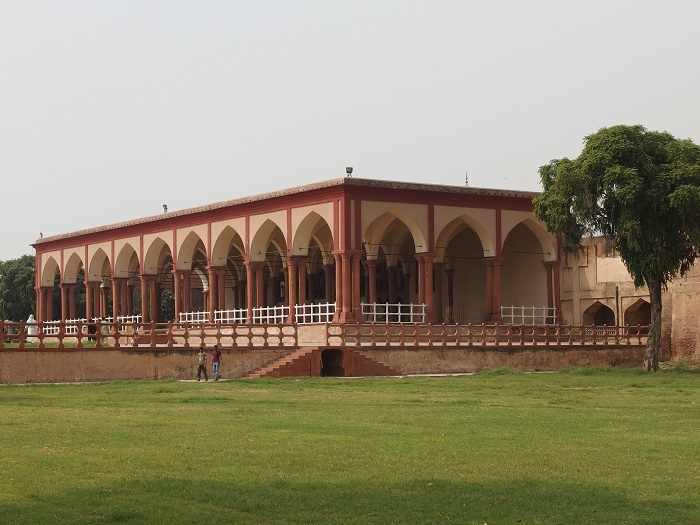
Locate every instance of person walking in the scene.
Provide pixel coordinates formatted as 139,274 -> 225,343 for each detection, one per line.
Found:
212,345 -> 222,381
196,347 -> 208,381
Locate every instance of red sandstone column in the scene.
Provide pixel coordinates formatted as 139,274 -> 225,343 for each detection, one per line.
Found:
422,253 -> 436,323
254,262 -> 265,309
207,267 -> 217,320
217,267 -> 226,311
230,277 -> 239,310
286,258 -> 297,324
332,253 -> 343,322
181,270 -> 192,313
85,282 -> 94,320
543,262 -> 554,312
297,258 -> 308,308
339,252 -> 353,322
149,278 -> 158,323
484,260 -> 494,321
34,287 -> 41,322
416,255 -> 426,306
351,252 -> 363,321
60,284 -> 68,321
41,286 -> 53,321
245,262 -> 254,323
111,278 -> 120,318
127,283 -> 135,316
553,261 -> 563,323
491,257 -> 504,322
172,270 -> 182,322
140,276 -> 150,323
100,283 -> 108,320
367,260 -> 378,304
434,262 -> 444,323
113,278 -> 127,319
120,279 -> 128,318
43,286 -> 52,321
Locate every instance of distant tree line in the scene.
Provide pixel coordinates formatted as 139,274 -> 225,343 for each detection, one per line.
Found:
0,255 -> 36,322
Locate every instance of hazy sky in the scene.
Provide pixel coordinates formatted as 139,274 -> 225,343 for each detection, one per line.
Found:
1,1 -> 698,261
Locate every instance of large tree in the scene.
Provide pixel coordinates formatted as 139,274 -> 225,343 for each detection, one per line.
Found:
534,125 -> 700,371
0,255 -> 36,322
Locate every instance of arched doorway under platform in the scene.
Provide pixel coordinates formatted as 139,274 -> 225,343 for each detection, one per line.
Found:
321,349 -> 345,377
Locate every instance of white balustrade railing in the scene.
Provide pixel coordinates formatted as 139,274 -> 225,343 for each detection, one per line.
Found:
179,311 -> 210,323
294,302 -> 335,324
253,305 -> 289,324
361,303 -> 426,324
500,305 -> 557,325
42,316 -> 141,336
42,320 -> 61,335
214,308 -> 248,324
117,314 -> 142,324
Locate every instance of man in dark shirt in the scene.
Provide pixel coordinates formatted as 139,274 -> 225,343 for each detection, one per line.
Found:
197,347 -> 208,381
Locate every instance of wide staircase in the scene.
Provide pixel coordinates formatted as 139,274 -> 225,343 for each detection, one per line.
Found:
245,347 -> 319,378
244,347 -> 401,378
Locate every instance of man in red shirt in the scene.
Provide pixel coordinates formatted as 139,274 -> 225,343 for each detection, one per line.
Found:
212,345 -> 222,381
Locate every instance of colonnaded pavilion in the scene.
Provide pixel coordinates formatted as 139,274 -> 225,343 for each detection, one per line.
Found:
33,177 -> 560,328
19,176 -> 644,381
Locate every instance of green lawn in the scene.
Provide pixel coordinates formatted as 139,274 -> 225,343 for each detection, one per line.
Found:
0,367 -> 698,524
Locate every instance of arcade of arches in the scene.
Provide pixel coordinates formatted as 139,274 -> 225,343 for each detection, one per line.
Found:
33,178 -> 561,326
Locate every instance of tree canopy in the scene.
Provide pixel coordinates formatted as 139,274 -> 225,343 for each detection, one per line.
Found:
0,255 -> 36,322
533,125 -> 700,371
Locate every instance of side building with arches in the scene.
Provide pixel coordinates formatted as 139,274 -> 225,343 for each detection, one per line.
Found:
32,177 -> 560,331
560,236 -> 700,361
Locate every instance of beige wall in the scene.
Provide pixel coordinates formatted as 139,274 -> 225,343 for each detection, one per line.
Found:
561,237 -> 700,360
0,345 -> 645,383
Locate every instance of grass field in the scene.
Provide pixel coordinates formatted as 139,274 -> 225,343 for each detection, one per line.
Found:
0,367 -> 698,524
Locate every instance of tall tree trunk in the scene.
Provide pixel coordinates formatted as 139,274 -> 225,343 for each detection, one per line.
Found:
645,278 -> 662,372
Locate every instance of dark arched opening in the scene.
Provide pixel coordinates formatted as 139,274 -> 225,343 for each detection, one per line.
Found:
321,349 -> 345,377
583,302 -> 616,326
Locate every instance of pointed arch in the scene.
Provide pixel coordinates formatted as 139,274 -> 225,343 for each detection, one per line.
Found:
364,210 -> 428,260
435,215 -> 495,263
62,252 -> 84,284
177,231 -> 207,271
87,248 -> 110,283
250,219 -> 287,262
114,242 -> 139,279
501,223 -> 549,308
143,237 -> 172,275
625,298 -> 651,327
211,225 -> 245,267
504,218 -> 557,262
40,256 -> 60,287
292,211 -> 334,259
583,301 -> 616,326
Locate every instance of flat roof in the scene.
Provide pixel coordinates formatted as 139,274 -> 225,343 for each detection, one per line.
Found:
34,177 -> 540,246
